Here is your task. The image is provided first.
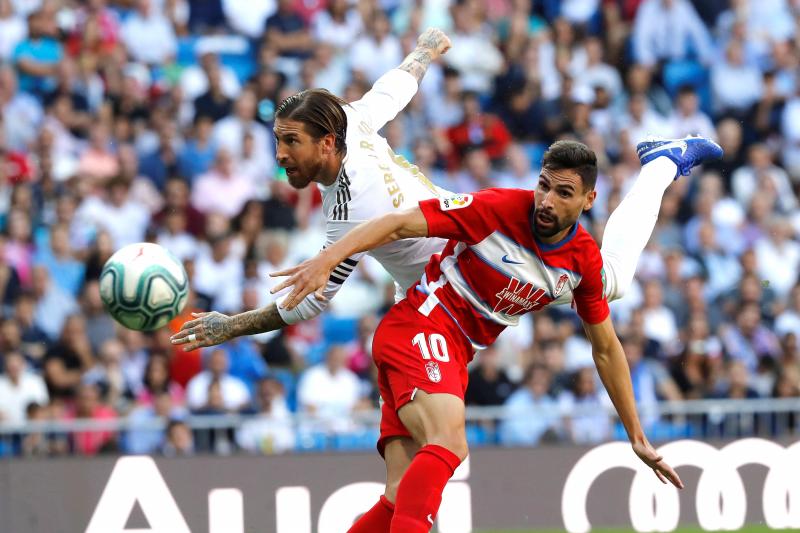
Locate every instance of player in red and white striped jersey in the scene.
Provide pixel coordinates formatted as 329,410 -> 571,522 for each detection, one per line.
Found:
273,138 -> 721,532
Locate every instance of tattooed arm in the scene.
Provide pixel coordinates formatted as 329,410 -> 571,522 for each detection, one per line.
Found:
397,28 -> 452,84
169,304 -> 287,352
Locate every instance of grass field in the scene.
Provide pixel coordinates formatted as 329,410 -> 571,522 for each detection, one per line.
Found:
475,526 -> 794,533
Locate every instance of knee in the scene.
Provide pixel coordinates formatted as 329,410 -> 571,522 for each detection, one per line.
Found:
384,480 -> 400,503
427,429 -> 468,462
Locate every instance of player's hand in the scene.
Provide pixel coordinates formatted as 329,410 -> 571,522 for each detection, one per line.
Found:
417,28 -> 451,59
632,438 -> 684,489
269,256 -> 332,310
170,311 -> 233,352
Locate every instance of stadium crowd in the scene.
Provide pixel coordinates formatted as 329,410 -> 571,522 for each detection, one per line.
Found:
1,0 -> 800,456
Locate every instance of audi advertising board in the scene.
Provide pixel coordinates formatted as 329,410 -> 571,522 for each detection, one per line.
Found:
0,438 -> 796,532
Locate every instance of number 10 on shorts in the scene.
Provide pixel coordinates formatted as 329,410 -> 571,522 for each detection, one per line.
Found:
412,332 -> 450,362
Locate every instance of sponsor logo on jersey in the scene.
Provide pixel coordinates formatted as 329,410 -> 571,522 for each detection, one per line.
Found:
493,277 -> 548,315
439,194 -> 473,211
554,274 -> 569,297
425,361 -> 442,383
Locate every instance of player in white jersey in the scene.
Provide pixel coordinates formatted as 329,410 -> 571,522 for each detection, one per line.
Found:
171,28 -> 454,348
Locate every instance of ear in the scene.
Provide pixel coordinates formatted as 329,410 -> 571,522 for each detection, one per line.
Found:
321,133 -> 337,155
582,190 -> 597,211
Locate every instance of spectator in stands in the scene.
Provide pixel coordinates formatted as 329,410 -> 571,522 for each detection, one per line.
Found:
219,338 -> 269,396
445,91 -> 512,169
186,348 -> 250,412
212,88 -> 271,165
297,344 -> 365,433
12,7 -> 63,97
191,147 -> 255,218
9,293 -> 47,361
444,1 -> 503,93
136,353 -> 185,407
126,390 -> 186,454
731,144 -> 796,215
77,124 -> 118,182
4,208 -> 34,287
349,9 -> 401,85
192,61 -> 233,123
465,346 -> 516,407
311,0 -> 362,53
31,264 -> 78,341
263,0 -> 315,69
640,279 -> 679,351
237,377 -> 295,454
500,364 -> 558,446
668,85 -> 717,140
0,0 -> 26,63
83,338 -> 136,410
121,0 -> 177,66
720,303 -> 781,373
632,0 -> 713,67
0,351 -> 48,424
558,367 -> 613,444
181,49 -> 240,104
33,223 -> 84,298
160,419 -> 194,456
754,217 -> 800,299
155,177 -> 206,237
711,40 -> 764,118
43,313 -> 93,399
67,382 -> 117,455
192,230 -> 243,312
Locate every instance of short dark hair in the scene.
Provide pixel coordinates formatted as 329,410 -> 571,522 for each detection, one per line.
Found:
275,89 -> 348,154
541,140 -> 598,191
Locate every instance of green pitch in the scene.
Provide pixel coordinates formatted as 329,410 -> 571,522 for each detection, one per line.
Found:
475,526 -> 791,533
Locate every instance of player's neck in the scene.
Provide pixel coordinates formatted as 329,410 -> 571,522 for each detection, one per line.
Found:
534,224 -> 575,245
317,154 -> 345,187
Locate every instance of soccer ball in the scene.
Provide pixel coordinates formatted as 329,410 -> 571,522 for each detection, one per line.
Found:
99,242 -> 189,331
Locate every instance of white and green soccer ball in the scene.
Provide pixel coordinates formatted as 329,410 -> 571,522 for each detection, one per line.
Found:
99,242 -> 189,331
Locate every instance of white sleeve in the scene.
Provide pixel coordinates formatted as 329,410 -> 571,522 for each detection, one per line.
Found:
348,69 -> 419,132
276,220 -> 367,325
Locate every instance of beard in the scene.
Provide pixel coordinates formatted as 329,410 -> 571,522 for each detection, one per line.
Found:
532,208 -> 571,238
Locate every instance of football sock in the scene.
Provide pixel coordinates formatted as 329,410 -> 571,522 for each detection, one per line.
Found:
600,157 -> 677,302
348,495 -> 395,533
390,444 -> 462,533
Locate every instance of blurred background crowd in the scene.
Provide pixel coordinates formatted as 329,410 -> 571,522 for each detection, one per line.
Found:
1,0 -> 800,457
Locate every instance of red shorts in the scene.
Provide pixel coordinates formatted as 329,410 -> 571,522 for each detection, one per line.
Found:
372,296 -> 472,456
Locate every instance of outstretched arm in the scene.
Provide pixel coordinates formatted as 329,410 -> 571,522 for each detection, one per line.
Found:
397,28 -> 452,84
583,316 -> 684,489
170,305 -> 288,351
271,207 -> 429,310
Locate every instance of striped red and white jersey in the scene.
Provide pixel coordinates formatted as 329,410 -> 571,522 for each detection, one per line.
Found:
415,187 -> 610,351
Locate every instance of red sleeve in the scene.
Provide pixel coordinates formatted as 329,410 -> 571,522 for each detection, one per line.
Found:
419,188 -> 530,244
572,247 -> 610,325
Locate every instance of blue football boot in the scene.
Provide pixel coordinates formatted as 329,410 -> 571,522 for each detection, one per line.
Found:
636,136 -> 723,178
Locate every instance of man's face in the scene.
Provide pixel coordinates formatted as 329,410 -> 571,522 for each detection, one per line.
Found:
533,168 -> 595,239
274,118 -> 331,189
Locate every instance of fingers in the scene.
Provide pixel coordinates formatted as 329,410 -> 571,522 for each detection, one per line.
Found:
653,468 -> 668,484
179,318 -> 201,332
270,266 -> 300,278
660,464 -> 684,489
313,288 -> 328,302
270,275 -> 298,295
281,285 -> 315,311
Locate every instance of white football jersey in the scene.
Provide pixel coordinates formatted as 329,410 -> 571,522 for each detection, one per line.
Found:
278,69 -> 450,324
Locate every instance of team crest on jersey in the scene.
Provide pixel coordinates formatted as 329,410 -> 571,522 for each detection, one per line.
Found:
439,194 -> 473,211
554,274 -> 569,297
425,361 -> 442,383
